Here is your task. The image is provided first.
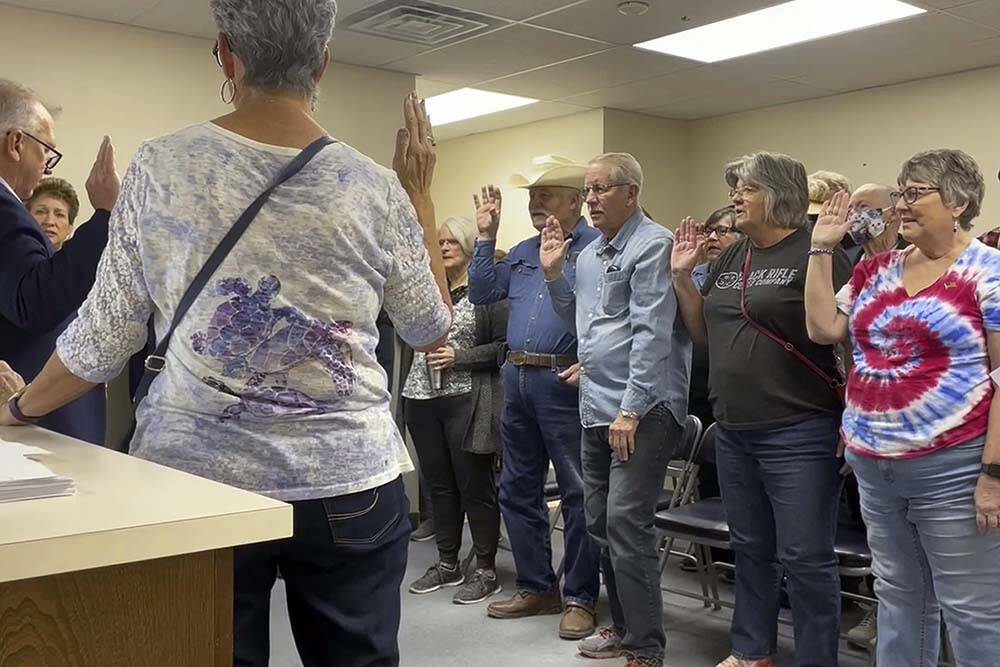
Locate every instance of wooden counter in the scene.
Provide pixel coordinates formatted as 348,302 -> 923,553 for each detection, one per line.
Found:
0,426 -> 292,666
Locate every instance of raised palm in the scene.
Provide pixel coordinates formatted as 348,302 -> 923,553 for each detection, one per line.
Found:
671,217 -> 706,273
813,190 -> 852,250
540,215 -> 570,279
473,185 -> 502,239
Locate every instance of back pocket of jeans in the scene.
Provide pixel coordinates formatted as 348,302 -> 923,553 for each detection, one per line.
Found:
321,486 -> 403,545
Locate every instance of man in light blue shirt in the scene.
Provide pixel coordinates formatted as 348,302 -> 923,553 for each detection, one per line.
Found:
541,153 -> 690,666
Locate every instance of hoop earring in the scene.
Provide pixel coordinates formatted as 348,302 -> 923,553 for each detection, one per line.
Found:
220,78 -> 236,105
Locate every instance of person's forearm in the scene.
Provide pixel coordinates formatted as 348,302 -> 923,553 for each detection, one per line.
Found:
411,195 -> 452,309
671,272 -> 707,345
15,354 -> 96,418
804,255 -> 842,344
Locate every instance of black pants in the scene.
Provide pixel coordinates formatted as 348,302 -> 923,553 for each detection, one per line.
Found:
405,394 -> 500,569
233,476 -> 410,667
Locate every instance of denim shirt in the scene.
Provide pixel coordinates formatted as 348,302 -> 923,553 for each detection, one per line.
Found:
469,218 -> 600,355
547,210 -> 691,428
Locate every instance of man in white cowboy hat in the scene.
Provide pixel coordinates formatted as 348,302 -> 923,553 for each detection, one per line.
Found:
468,155 -> 602,640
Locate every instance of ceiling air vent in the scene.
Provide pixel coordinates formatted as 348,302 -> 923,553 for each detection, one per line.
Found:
339,0 -> 509,47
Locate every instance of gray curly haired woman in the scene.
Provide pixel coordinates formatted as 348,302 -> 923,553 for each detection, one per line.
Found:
0,1 -> 452,665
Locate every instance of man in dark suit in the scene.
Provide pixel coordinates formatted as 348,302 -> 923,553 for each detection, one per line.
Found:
0,79 -> 119,444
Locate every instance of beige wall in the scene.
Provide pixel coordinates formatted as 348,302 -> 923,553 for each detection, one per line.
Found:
602,109 -> 690,229
687,66 -> 1000,235
431,109 -> 605,250
1,5 -> 414,218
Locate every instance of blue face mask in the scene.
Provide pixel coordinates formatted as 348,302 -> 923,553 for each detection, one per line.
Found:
847,208 -> 887,245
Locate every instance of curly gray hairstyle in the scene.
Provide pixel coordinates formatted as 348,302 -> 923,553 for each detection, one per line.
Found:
725,152 -> 809,229
898,149 -> 985,230
210,0 -> 337,97
0,79 -> 58,135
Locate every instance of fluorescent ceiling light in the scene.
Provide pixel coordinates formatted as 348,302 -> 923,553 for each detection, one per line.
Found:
634,0 -> 925,63
424,88 -> 538,126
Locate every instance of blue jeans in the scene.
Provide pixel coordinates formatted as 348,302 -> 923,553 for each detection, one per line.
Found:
498,364 -> 601,609
847,438 -> 1000,667
233,476 -> 410,667
582,405 -> 680,661
716,416 -> 843,667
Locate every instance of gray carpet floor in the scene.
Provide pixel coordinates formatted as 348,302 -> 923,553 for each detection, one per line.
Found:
265,526 -> 871,667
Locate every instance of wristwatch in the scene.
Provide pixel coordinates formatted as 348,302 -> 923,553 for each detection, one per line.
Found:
618,410 -> 640,421
7,387 -> 42,424
982,463 -> 1000,479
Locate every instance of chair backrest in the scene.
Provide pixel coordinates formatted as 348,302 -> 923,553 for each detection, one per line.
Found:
663,415 -> 704,510
697,423 -> 717,465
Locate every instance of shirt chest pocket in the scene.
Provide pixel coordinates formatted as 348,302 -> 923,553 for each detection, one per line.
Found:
602,269 -> 630,317
509,259 -> 539,300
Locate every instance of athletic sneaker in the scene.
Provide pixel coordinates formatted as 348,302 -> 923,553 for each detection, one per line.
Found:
452,568 -> 501,604
408,562 -> 464,594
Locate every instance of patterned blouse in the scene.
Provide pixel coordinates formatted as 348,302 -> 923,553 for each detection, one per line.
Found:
57,123 -> 451,501
402,287 -> 476,400
836,240 -> 1000,458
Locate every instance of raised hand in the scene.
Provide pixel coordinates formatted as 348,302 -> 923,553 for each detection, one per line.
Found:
393,93 -> 436,200
671,216 -> 706,274
473,185 -> 502,241
86,136 -> 120,211
812,190 -> 852,250
540,215 -> 570,280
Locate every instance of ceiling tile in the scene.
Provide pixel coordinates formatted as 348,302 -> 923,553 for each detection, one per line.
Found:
415,78 -> 462,97
1,0 -> 159,22
644,80 -> 837,120
432,101 -> 592,141
529,0 -> 779,46
480,46 -> 693,100
942,0 -> 1000,30
385,24 -> 609,85
911,0 -> 981,8
556,65 -> 778,110
330,29 -> 436,67
433,0 -> 585,21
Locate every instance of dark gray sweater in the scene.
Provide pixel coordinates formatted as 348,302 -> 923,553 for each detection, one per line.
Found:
397,296 -> 508,454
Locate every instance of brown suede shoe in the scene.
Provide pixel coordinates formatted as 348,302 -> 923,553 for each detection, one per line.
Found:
559,603 -> 596,640
487,589 -> 562,619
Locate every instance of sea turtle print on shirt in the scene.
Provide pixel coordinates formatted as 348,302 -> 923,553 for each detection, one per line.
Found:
191,274 -> 357,418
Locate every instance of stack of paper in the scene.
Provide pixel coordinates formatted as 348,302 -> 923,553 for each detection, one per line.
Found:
0,439 -> 75,503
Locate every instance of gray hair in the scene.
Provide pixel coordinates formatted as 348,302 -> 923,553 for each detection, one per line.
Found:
590,152 -> 643,194
0,79 -> 57,135
898,149 -> 985,230
210,0 -> 337,97
705,205 -> 736,228
440,216 -> 478,257
725,152 -> 809,229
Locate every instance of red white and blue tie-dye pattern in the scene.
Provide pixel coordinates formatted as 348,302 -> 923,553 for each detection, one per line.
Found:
836,240 -> 1000,459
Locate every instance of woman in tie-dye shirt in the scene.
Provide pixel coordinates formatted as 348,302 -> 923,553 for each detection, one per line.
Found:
804,149 -> 1000,667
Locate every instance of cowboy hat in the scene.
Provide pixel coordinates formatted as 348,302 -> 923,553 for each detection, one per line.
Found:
510,155 -> 586,190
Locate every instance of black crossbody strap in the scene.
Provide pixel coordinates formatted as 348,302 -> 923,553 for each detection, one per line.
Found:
129,135 -> 336,420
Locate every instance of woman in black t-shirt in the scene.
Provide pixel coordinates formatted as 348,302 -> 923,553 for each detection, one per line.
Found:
671,152 -> 850,667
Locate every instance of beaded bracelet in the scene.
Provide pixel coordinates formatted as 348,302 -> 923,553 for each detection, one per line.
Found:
807,247 -> 836,256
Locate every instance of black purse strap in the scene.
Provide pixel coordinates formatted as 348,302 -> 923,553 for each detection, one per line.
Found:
131,135 -> 336,412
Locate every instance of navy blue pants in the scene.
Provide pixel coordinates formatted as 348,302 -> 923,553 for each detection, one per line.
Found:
233,476 -> 410,667
498,363 -> 601,609
716,416 -> 843,667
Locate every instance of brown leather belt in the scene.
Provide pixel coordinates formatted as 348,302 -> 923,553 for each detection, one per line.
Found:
507,350 -> 577,368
